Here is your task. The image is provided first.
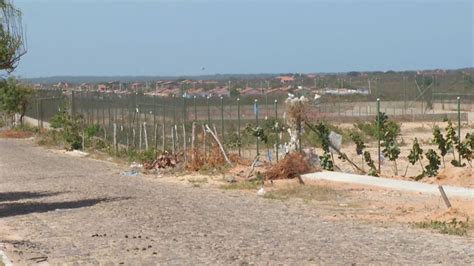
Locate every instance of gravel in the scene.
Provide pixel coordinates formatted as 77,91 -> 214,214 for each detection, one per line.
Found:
1,139 -> 473,264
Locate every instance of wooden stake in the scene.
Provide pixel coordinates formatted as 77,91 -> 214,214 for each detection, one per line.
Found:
191,122 -> 196,161
82,129 -> 85,152
132,128 -> 136,148
205,124 -> 232,166
143,122 -> 149,151
171,126 -> 175,154
162,123 -> 165,151
139,123 -> 143,150
174,124 -> 179,153
438,185 -> 452,209
202,124 -> 207,157
247,154 -> 260,178
182,123 -> 187,161
154,123 -> 158,150
113,123 -> 117,153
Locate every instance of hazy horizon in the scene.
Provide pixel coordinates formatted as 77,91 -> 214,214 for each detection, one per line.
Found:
15,0 -> 474,78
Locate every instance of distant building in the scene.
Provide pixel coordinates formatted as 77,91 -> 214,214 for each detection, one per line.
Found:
276,76 -> 295,84
97,84 -> 108,92
319,88 -> 370,96
208,87 -> 230,97
240,87 -> 262,96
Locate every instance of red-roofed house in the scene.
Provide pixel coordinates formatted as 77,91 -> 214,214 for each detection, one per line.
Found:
276,76 -> 295,83
240,87 -> 262,96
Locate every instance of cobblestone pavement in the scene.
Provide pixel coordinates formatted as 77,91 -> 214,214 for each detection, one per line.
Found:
0,139 -> 473,264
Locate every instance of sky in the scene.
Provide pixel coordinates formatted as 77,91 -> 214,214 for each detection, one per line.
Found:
13,0 -> 474,77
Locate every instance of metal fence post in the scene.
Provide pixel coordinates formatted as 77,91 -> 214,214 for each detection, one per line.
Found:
153,94 -> 157,150
173,94 -> 176,127
457,97 -> 461,165
377,98 -> 381,174
39,99 -> 43,129
220,96 -> 224,143
275,99 -> 279,162
255,99 -> 259,156
207,96 -> 211,126
193,96 -> 197,122
102,92 -> 105,127
71,90 -> 75,116
237,98 -> 241,157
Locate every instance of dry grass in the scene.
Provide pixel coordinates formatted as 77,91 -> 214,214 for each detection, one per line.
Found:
264,184 -> 341,202
186,145 -> 227,171
0,129 -> 34,138
187,177 -> 208,187
220,180 -> 261,190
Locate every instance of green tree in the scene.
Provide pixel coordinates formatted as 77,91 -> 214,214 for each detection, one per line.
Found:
0,77 -> 32,125
1,0 -> 26,72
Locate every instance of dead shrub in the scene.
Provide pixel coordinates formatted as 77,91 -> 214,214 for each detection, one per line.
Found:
265,152 -> 315,180
186,145 -> 226,171
186,149 -> 206,171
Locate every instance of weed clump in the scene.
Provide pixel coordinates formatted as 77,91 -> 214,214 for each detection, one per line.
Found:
413,218 -> 469,236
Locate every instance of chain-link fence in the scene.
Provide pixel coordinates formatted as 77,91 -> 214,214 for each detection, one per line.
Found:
24,90 -> 473,163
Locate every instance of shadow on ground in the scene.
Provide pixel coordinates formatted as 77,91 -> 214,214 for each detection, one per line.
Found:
0,197 -> 128,218
0,191 -> 64,202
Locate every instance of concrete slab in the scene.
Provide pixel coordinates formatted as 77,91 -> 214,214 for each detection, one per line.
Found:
302,171 -> 474,199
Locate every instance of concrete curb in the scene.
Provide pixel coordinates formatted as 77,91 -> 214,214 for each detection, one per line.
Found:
302,171 -> 474,199
0,249 -> 13,266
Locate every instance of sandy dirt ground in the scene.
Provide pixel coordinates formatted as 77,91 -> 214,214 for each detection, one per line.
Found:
1,138 -> 473,264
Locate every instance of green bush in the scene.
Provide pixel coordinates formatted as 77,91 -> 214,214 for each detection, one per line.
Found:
50,105 -> 83,150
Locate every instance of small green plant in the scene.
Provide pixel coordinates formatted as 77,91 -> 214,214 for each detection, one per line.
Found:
413,218 -> 469,236
432,126 -> 448,167
363,151 -> 378,177
349,130 -> 366,170
407,138 -> 424,179
245,125 -> 268,143
320,152 -> 334,171
349,130 -> 366,155
445,120 -> 458,162
311,122 -> 334,171
313,122 -> 331,152
457,135 -> 472,167
424,149 -> 441,177
466,133 -> 474,150
376,112 -> 401,175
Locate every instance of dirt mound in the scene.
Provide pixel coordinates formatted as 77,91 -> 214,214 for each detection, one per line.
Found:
265,152 -> 318,180
423,167 -> 474,188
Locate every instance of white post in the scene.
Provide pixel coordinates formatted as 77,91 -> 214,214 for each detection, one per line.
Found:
143,122 -> 149,151
113,123 -> 117,153
139,123 -> 143,150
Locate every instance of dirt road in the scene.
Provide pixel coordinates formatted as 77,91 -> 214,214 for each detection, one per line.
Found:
0,139 -> 473,264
